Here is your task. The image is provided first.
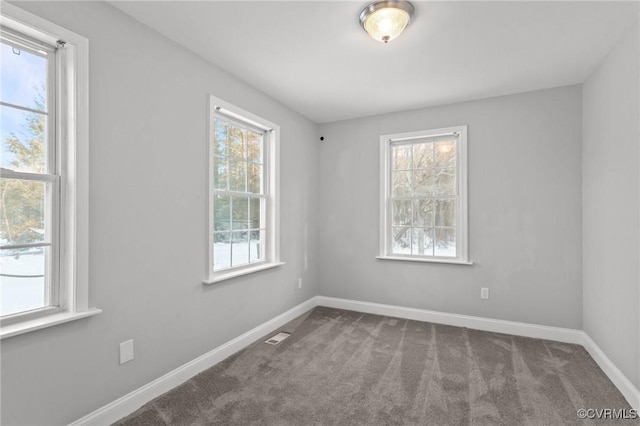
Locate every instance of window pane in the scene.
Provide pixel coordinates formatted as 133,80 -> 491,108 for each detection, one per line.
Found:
0,247 -> 47,316
413,169 -> 434,196
411,228 -> 433,256
249,230 -> 263,263
435,200 -> 456,227
392,144 -> 411,170
213,232 -> 231,270
247,163 -> 262,194
435,228 -> 456,257
413,142 -> 433,169
231,231 -> 249,267
435,141 -> 456,168
213,119 -> 227,157
231,196 -> 248,230
0,41 -> 48,111
413,199 -> 434,227
392,170 -> 411,197
249,197 -> 262,229
228,159 -> 246,192
246,131 -> 263,163
213,195 -> 230,231
228,126 -> 245,159
391,227 -> 411,254
1,105 -> 47,174
212,155 -> 227,190
0,178 -> 48,245
392,200 -> 411,226
435,168 -> 456,196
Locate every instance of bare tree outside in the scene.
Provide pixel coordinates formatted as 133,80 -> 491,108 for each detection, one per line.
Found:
390,139 -> 457,256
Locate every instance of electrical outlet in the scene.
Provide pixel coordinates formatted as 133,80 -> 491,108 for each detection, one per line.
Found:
119,339 -> 134,365
481,287 -> 489,300
297,278 -> 303,289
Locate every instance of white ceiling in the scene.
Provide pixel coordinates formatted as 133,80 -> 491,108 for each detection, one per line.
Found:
110,1 -> 639,123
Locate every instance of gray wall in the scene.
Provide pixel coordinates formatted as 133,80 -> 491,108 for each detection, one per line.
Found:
317,86 -> 583,329
2,2 -> 637,425
0,2 -> 320,425
582,22 -> 640,390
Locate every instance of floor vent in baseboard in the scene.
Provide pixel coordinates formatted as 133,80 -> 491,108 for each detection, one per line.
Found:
265,332 -> 290,345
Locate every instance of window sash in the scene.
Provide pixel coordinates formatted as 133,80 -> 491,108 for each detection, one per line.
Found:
212,117 -> 267,194
0,26 -> 60,317
211,112 -> 270,273
381,126 -> 468,262
387,141 -> 460,258
1,26 -> 57,176
0,177 -> 60,316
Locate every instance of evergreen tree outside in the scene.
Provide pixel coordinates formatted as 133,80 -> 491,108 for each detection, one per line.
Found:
211,118 -> 265,269
1,89 -> 47,248
1,38 -> 50,315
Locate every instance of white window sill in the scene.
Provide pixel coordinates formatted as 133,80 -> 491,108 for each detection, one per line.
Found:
203,261 -> 286,284
0,308 -> 102,340
376,256 -> 474,266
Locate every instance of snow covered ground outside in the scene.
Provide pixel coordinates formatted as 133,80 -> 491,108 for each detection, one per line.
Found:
0,252 -> 45,316
213,241 -> 261,269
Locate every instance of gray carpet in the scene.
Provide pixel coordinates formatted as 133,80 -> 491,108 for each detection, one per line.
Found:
115,307 -> 631,425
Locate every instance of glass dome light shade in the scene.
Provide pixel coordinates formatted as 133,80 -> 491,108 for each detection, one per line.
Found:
360,1 -> 414,43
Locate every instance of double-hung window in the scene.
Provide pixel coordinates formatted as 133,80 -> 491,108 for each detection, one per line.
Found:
1,4 -> 96,338
206,96 -> 281,283
379,126 -> 470,264
1,27 -> 58,317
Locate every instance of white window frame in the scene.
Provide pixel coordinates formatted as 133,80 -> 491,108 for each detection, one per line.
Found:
0,4 -> 100,339
378,125 -> 472,265
204,95 -> 283,284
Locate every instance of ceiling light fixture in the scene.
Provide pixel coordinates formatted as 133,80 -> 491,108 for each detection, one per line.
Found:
359,0 -> 415,44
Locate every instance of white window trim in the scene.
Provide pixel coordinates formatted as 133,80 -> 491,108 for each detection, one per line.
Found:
378,125 -> 472,265
0,4 -> 101,339
204,95 -> 283,284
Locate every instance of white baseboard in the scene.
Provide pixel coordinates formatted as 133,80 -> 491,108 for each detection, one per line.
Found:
69,297 -> 317,426
582,333 -> 640,410
69,295 -> 639,425
315,296 -> 584,344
